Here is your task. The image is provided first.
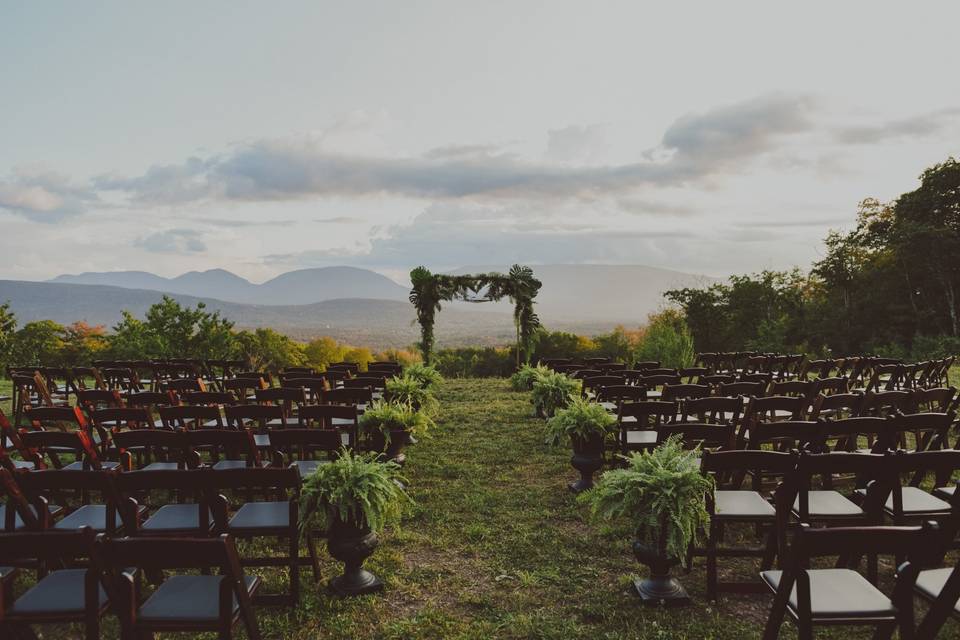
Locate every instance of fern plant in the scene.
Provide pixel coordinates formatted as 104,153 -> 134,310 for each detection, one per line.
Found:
544,397 -> 617,446
579,435 -> 713,564
299,448 -> 412,535
385,374 -> 439,416
510,364 -> 549,391
404,363 -> 444,390
531,371 -> 581,418
359,399 -> 433,444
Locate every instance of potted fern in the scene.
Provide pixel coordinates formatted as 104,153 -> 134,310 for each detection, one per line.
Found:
300,449 -> 411,596
531,371 -> 581,418
580,435 -> 713,606
545,397 -> 617,493
510,364 -> 549,391
404,363 -> 443,390
384,374 -> 439,417
359,400 -> 432,464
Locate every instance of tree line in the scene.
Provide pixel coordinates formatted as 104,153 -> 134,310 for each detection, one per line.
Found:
666,158 -> 960,360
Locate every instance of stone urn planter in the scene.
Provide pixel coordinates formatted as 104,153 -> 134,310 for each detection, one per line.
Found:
632,538 -> 690,606
327,517 -> 384,596
568,432 -> 604,493
368,429 -> 409,466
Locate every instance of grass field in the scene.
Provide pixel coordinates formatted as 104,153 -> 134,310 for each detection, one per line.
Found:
5,377 -> 960,638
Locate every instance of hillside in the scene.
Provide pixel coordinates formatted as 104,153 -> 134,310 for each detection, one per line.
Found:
0,280 -> 620,350
50,267 -> 410,306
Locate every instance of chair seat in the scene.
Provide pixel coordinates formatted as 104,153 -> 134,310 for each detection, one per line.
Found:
793,491 -> 863,519
599,401 -> 617,412
292,459 -> 330,478
11,459 -> 35,469
212,459 -> 268,470
138,574 -> 260,623
62,460 -> 121,472
228,501 -> 291,531
915,568 -> 960,613
934,485 -> 956,500
253,433 -> 270,448
141,504 -> 211,533
761,569 -> 895,619
624,431 -> 657,445
0,566 -> 16,580
885,486 -> 952,516
142,461 -> 182,471
715,491 -> 775,519
331,417 -> 355,427
8,569 -> 109,615
55,503 -> 148,531
1,504 -> 64,531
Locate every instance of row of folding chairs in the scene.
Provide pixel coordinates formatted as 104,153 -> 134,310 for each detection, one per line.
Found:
696,448 -> 960,638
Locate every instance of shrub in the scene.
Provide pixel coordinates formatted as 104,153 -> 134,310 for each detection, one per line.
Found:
359,400 -> 434,444
404,363 -> 444,389
579,435 -> 713,564
509,364 -> 549,391
544,397 -> 617,446
385,374 -> 439,417
433,346 -> 514,378
299,449 -> 411,534
531,372 -> 581,418
633,309 -> 695,369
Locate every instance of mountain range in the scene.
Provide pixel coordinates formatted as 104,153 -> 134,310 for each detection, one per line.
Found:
0,264 -> 719,348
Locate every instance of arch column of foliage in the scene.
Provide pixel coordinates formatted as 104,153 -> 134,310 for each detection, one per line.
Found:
409,265 -> 541,367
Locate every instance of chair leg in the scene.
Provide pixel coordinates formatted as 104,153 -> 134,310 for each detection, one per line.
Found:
797,617 -> 813,640
290,533 -> 300,605
871,622 -> 896,640
706,519 -> 718,600
306,532 -> 321,582
760,526 -> 778,570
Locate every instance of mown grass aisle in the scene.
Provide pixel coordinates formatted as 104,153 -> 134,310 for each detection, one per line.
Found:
260,378 -> 804,639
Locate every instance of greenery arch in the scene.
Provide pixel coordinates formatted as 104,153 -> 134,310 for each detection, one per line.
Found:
409,265 -> 542,367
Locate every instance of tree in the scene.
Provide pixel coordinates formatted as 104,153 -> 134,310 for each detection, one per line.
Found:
304,337 -> 347,371
0,301 -> 17,368
59,321 -> 108,366
108,296 -> 236,359
633,309 -> 695,369
9,320 -> 65,366
234,328 -> 305,373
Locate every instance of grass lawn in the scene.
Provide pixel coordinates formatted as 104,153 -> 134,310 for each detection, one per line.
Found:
6,377 -> 960,638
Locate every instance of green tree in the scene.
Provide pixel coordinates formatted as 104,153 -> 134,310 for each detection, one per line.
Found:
633,309 -> 695,369
0,301 -> 17,368
234,328 -> 305,373
10,320 -> 65,366
108,296 -> 236,359
303,336 -> 347,371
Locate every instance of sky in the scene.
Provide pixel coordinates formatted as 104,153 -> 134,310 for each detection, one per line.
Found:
1,1 -> 959,285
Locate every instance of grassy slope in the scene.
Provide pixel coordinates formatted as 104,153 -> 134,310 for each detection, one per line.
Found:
5,378 -> 960,638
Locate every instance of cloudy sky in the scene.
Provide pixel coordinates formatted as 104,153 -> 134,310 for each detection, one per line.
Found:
2,1 -> 959,284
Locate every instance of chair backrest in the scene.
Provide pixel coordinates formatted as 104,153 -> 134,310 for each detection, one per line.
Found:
269,429 -> 343,465
595,384 -> 645,405
661,384 -> 711,402
742,395 -> 808,423
632,360 -> 661,371
158,404 -> 224,430
113,428 -> 189,470
224,404 -> 286,430
701,449 -> 797,490
298,404 -> 358,427
769,379 -> 814,399
861,390 -> 915,417
679,396 -> 743,425
807,392 -> 864,421
818,415 -> 893,453
76,389 -> 124,412
746,420 -> 821,451
123,391 -> 178,409
655,422 -> 735,450
92,407 -> 154,431
255,387 -> 306,414
21,429 -> 102,469
15,468 -> 123,531
323,388 -> 373,406
0,524 -> 99,565
718,381 -> 766,397
180,391 -> 238,407
813,376 -> 850,396
581,375 -> 626,394
183,428 -> 260,468
788,452 -> 893,523
618,401 -> 677,428
913,387 -> 956,413
891,412 -> 955,451
343,376 -> 388,391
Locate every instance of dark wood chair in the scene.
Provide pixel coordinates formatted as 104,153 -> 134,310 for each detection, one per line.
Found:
737,396 -> 810,448
718,380 -> 766,397
617,401 -> 676,453
12,468 -> 129,534
114,468 -> 214,538
911,553 -> 960,639
280,377 -> 330,404
700,450 -> 796,599
185,428 -> 264,470
761,522 -> 939,640
21,429 -> 118,472
206,466 -> 303,605
322,387 -> 373,411
113,429 -> 190,471
225,404 -> 288,450
158,404 -> 224,431
298,404 -> 358,449
679,396 -> 743,426
0,527 -> 110,640
269,428 -> 343,478
806,392 -> 864,421
661,383 -> 711,402
98,533 -> 261,639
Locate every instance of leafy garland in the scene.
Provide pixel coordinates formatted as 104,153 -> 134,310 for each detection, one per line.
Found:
409,265 -> 542,366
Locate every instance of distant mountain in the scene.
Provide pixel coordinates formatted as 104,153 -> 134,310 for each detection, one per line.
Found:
50,267 -> 409,306
448,264 -> 720,323
0,279 -> 630,349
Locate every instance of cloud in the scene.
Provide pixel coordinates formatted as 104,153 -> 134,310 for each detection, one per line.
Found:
833,108 -> 960,144
95,93 -> 817,206
0,167 -> 98,222
314,216 -> 364,224
546,124 -> 609,163
135,228 -> 207,253
263,203 -> 695,270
